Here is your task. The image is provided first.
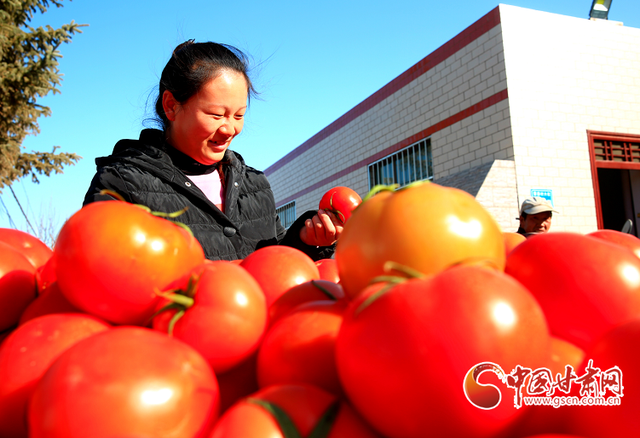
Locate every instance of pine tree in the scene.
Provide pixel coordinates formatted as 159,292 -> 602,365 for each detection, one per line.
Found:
0,0 -> 84,191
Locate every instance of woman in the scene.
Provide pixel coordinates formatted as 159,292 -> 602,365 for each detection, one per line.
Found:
84,41 -> 341,261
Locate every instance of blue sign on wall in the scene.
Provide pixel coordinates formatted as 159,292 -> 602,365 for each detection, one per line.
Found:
530,189 -> 553,206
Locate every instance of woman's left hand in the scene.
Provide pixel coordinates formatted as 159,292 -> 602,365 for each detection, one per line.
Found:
299,209 -> 344,247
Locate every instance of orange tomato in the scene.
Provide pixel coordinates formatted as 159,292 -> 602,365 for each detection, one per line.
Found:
335,182 -> 505,299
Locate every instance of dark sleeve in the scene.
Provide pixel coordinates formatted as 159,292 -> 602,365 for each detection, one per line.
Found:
278,210 -> 336,261
83,166 -> 134,205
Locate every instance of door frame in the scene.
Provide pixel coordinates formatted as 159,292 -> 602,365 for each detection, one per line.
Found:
588,130 -> 640,229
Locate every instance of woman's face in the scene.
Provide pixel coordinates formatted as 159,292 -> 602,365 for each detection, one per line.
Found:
164,70 -> 248,164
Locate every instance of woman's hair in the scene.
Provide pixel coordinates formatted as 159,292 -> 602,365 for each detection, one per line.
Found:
153,40 -> 257,131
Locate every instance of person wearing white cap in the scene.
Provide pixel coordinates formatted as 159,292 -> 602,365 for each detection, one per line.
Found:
516,197 -> 559,236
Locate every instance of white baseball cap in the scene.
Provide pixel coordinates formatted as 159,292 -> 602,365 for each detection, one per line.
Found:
519,197 -> 559,216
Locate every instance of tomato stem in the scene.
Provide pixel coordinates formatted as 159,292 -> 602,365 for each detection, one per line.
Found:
361,184 -> 398,203
311,280 -> 337,300
355,279 -> 404,317
307,401 -> 340,438
99,189 -> 126,202
383,261 -> 426,279
247,398 -> 303,438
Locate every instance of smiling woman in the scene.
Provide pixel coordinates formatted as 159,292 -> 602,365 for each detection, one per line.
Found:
82,41 -> 342,261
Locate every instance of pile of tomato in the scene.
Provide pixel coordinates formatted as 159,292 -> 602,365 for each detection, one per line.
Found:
1,181 -> 639,438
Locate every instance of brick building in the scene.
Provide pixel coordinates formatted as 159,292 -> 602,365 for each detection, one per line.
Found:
265,4 -> 640,235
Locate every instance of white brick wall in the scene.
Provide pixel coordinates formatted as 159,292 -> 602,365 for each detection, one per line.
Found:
500,4 -> 640,233
268,4 -> 640,235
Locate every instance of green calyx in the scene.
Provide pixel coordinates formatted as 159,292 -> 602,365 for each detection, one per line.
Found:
247,398 -> 340,438
150,274 -> 199,335
355,261 -> 426,317
311,280 -> 338,300
98,189 -> 195,237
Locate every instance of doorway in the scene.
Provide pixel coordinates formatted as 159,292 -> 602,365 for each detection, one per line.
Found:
589,131 -> 640,237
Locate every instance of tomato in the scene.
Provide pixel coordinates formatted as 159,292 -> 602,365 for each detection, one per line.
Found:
268,279 -> 346,326
240,246 -> 320,307
0,241 -> 37,332
549,336 -> 585,379
504,231 -> 526,256
153,261 -> 267,374
29,326 -> 218,438
335,182 -> 505,299
258,300 -> 347,396
315,258 -> 340,283
563,319 -> 640,437
318,186 -> 362,224
18,281 -> 81,325
587,229 -> 640,259
506,232 -> 640,350
0,228 -> 52,269
217,352 -> 259,414
335,265 -> 551,438
54,201 -> 205,325
36,254 -> 57,294
0,313 -> 110,438
209,383 -> 381,438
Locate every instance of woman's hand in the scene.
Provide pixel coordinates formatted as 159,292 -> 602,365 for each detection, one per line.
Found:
299,209 -> 344,247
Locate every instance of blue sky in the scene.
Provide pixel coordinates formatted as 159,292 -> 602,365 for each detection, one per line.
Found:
2,0 -> 639,239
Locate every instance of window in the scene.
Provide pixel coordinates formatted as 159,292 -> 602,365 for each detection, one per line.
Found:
368,138 -> 433,190
276,201 -> 296,229
593,138 -> 640,163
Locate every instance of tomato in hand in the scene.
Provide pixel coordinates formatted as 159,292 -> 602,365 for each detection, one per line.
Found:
29,326 -> 219,438
54,201 -> 205,325
335,182 -> 505,299
0,313 -> 110,438
240,246 -> 320,307
506,232 -> 640,350
153,261 -> 267,374
336,265 -> 551,438
0,241 -> 37,332
319,186 -> 362,224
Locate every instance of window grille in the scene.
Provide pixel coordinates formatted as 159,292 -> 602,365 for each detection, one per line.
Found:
593,139 -> 640,163
276,201 -> 296,229
368,138 -> 433,190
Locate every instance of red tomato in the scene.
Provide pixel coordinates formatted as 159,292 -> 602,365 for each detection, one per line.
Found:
549,336 -> 585,379
54,201 -> 205,325
153,261 -> 267,374
268,279 -> 346,326
0,228 -> 52,269
29,327 -> 219,438
36,254 -> 57,294
315,258 -> 340,283
240,246 -> 320,307
0,313 -> 110,438
336,265 -> 551,438
318,186 -> 362,224
0,241 -> 37,332
587,229 -> 640,259
217,352 -> 259,414
506,232 -> 640,350
335,182 -> 506,299
564,319 -> 640,437
209,383 -> 381,438
258,300 -> 347,396
18,281 -> 81,326
504,231 -> 526,256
